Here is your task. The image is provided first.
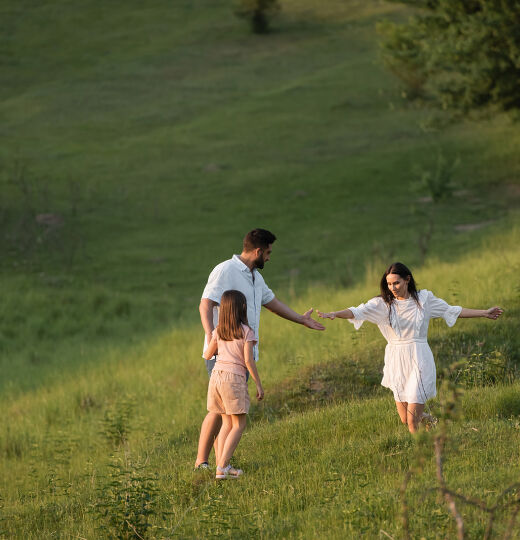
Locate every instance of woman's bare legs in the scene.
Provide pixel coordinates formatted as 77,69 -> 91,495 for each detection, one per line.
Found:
395,401 -> 425,433
395,401 -> 408,425
407,403 -> 425,433
217,414 -> 247,469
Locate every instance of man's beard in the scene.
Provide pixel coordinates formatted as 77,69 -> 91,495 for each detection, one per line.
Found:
254,254 -> 264,269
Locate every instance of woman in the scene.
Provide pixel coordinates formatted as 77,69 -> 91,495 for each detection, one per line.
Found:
317,262 -> 503,433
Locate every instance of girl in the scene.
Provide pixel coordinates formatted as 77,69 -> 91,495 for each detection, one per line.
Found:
203,289 -> 264,479
317,262 -> 503,433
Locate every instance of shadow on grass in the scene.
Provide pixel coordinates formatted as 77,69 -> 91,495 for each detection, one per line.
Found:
250,346 -> 385,423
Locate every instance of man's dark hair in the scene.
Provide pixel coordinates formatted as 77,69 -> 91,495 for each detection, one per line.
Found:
243,228 -> 276,252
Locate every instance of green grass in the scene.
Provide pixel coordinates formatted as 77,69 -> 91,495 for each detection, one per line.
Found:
1,0 -> 520,537
1,229 -> 519,538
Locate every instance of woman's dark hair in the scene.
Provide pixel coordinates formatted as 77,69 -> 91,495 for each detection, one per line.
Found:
243,228 -> 276,252
217,290 -> 249,341
380,262 -> 420,319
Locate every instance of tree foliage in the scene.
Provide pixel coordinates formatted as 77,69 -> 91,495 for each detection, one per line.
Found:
378,0 -> 520,111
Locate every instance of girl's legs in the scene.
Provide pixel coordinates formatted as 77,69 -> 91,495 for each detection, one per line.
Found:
195,412 -> 222,467
216,414 -> 232,465
217,414 -> 247,469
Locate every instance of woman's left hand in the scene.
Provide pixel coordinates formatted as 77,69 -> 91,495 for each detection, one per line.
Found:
485,306 -> 503,320
317,310 -> 336,320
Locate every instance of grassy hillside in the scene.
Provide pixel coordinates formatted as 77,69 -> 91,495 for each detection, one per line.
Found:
1,0 -> 519,396
1,0 -> 519,538
1,231 -> 519,538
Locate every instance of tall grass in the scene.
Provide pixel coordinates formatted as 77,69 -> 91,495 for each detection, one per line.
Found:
1,228 -> 519,537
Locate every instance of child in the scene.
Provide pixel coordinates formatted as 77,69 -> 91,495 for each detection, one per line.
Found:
203,289 -> 264,479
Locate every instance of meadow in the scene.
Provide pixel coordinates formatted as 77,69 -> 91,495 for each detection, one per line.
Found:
1,0 -> 519,538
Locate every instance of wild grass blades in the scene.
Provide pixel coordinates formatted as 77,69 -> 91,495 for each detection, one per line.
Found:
0,425 -> 31,461
0,493 -> 6,538
196,487 -> 254,538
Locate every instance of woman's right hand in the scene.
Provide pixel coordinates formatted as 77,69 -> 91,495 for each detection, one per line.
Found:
485,306 -> 503,320
256,385 -> 264,401
317,310 -> 336,320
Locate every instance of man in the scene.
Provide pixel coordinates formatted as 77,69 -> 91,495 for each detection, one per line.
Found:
194,228 -> 325,469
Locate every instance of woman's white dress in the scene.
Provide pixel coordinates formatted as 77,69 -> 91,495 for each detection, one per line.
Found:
348,290 -> 462,404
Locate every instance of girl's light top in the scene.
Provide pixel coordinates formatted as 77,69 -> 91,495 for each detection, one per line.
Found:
348,290 -> 462,403
213,324 -> 257,377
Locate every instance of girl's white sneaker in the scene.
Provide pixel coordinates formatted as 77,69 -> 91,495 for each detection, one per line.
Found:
216,465 -> 243,480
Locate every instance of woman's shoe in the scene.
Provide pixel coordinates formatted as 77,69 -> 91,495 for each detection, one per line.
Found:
216,464 -> 243,479
421,412 -> 438,431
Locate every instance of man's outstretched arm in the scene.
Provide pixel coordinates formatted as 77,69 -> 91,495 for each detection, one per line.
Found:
263,298 -> 325,330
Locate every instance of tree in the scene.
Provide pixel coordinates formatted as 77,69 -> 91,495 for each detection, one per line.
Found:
378,0 -> 520,111
234,0 -> 281,34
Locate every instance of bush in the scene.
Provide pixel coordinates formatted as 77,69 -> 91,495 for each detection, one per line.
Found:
234,0 -> 281,34
101,397 -> 135,446
93,453 -> 162,540
453,350 -> 514,388
378,0 -> 520,112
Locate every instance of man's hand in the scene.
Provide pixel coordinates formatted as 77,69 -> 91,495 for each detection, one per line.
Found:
264,298 -> 325,330
485,306 -> 503,320
256,385 -> 264,401
301,308 -> 325,330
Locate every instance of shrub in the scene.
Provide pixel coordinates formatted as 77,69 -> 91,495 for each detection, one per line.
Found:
411,149 -> 458,203
453,350 -> 514,388
101,398 -> 135,446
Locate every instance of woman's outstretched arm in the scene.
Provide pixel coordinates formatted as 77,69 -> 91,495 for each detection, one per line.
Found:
317,308 -> 354,320
459,306 -> 503,319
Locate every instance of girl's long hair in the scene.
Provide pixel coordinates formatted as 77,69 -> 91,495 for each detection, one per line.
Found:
380,262 -> 420,322
217,290 -> 249,341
